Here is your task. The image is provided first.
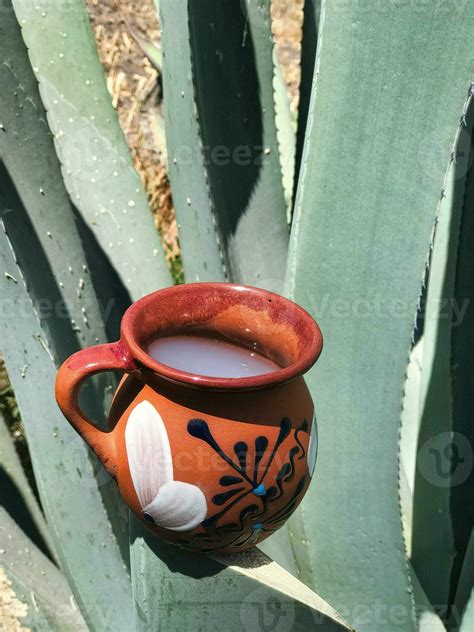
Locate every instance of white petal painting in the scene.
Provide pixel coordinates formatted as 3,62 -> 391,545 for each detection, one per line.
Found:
125,400 -> 207,531
125,400 -> 173,508
144,481 -> 207,532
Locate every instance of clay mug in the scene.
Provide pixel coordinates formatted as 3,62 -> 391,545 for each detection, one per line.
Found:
55,283 -> 323,553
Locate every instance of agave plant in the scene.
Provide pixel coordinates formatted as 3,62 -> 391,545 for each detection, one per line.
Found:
1,0 -> 473,630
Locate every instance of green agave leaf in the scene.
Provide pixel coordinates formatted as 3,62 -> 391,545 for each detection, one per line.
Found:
285,2 -> 474,629
453,531 -> 474,630
0,221 -> 134,630
399,339 -> 423,555
448,116 -> 474,632
272,50 -> 296,221
409,566 -> 446,632
159,0 -> 227,283
12,0 -> 172,299
160,0 -> 289,288
0,15 -> 111,355
294,0 -> 320,198
257,524 -> 299,577
0,413 -> 56,562
0,507 -> 86,631
0,0 -> 129,536
411,107 -> 473,609
460,597 -> 474,632
130,518 -> 352,631
0,9 -> 133,622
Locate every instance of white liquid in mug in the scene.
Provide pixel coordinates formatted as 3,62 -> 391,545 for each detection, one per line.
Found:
148,335 -> 280,378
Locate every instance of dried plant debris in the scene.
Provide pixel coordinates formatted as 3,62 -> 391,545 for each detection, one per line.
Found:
271,0 -> 304,114
0,568 -> 30,632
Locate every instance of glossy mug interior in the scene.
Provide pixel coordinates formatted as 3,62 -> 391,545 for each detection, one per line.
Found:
55,283 -> 323,553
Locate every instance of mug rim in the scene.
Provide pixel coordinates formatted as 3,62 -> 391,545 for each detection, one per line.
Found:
121,282 -> 323,390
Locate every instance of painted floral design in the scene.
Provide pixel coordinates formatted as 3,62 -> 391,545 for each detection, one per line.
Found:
185,416 -> 313,551
125,400 -> 316,549
125,400 -> 207,531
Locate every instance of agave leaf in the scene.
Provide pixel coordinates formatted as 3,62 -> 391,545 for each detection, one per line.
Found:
158,0 -> 227,283
419,612 -> 446,632
272,50 -> 296,221
294,0 -> 321,197
0,221 -> 134,630
188,0 -> 289,288
0,12 -> 112,354
411,108 -> 472,608
449,109 -> 474,623
1,0 -> 129,547
0,11 -> 133,615
285,2 -> 474,629
11,0 -> 172,299
453,530 -> 474,630
459,590 -> 474,632
0,507 -> 87,631
129,518 -> 352,631
409,565 -> 446,632
160,0 -> 289,288
258,525 -> 298,577
0,0 -> 121,462
399,338 -> 423,555
0,413 -> 56,562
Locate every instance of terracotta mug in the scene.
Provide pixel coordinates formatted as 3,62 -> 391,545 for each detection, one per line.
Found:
55,283 -> 323,553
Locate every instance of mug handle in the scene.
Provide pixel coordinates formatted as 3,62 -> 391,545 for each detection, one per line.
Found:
55,341 -> 137,475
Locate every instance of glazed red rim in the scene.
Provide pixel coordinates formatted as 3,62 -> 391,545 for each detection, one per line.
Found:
121,283 -> 323,390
